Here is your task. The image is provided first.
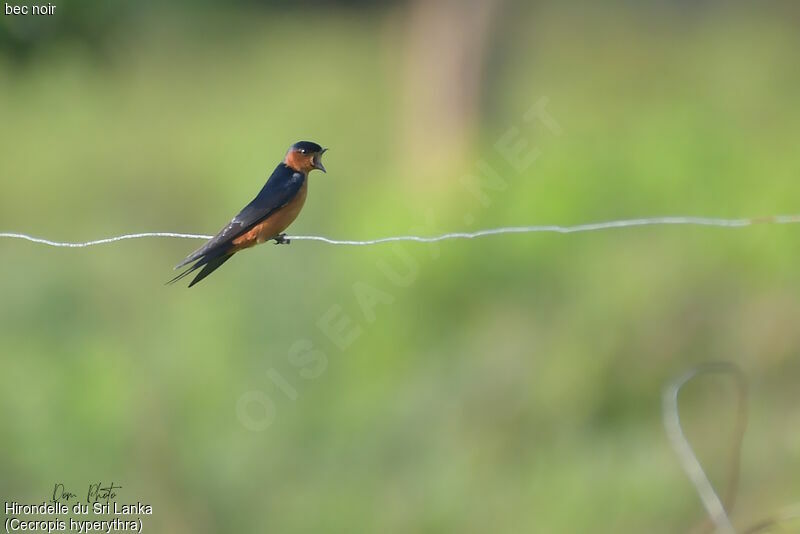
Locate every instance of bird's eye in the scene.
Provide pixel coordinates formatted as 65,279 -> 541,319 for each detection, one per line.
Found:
298,148 -> 307,154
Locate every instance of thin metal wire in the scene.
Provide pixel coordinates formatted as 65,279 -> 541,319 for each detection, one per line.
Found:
663,362 -> 748,534
1,214 -> 799,248
0,232 -> 213,248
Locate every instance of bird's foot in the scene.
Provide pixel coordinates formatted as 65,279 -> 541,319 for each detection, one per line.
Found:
273,233 -> 291,245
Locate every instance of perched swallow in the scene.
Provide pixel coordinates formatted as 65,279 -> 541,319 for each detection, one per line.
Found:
169,141 -> 327,287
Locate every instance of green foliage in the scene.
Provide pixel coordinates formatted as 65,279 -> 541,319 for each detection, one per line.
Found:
1,3 -> 799,532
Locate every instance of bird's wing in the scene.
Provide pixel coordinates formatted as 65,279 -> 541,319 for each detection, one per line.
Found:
175,165 -> 304,269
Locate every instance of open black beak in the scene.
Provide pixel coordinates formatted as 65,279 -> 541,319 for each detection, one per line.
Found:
313,148 -> 327,173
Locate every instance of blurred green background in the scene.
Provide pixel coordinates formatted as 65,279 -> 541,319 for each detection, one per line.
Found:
1,1 -> 799,532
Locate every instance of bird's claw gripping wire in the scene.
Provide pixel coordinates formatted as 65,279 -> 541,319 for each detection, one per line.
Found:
273,233 -> 291,245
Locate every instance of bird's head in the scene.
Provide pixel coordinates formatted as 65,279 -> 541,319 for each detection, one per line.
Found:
284,141 -> 327,174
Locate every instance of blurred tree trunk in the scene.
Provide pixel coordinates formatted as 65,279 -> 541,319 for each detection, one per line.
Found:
399,0 -> 504,184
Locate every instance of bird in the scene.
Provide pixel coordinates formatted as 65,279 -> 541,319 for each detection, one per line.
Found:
168,141 -> 327,287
